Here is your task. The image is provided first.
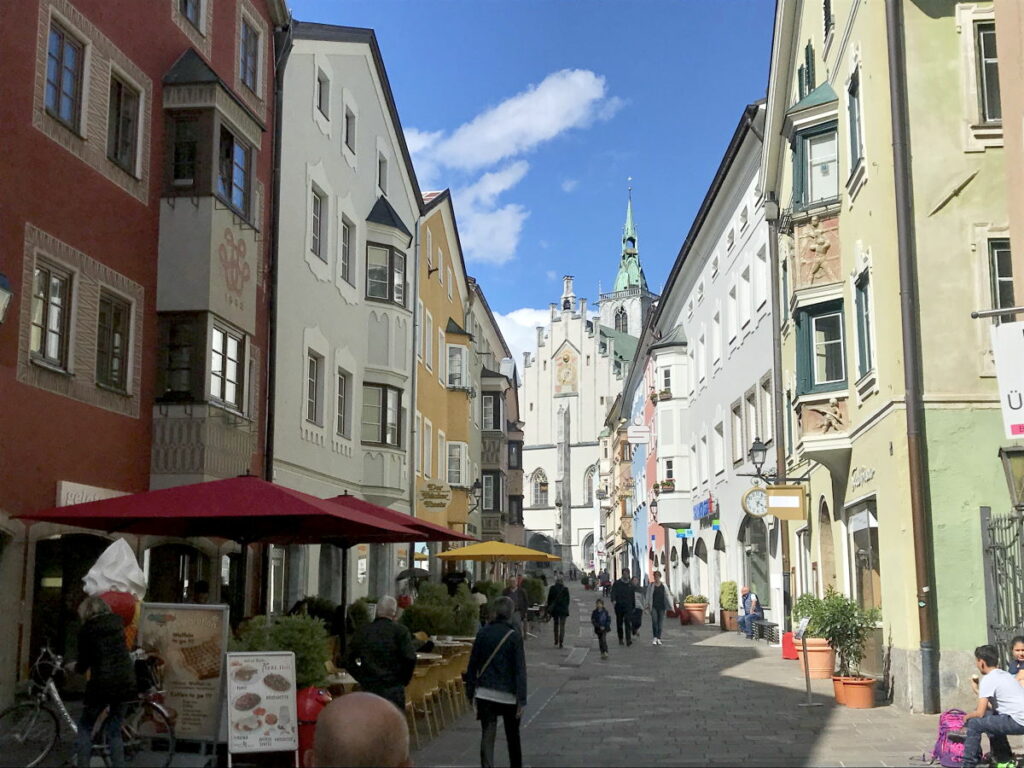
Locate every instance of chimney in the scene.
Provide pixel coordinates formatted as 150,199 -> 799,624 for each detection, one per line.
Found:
561,275 -> 576,312
500,357 -> 515,380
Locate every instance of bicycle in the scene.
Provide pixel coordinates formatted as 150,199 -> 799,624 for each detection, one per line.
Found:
0,645 -> 176,767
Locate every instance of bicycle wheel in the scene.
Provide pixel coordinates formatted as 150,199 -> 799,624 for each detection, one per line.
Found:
118,700 -> 175,767
0,702 -> 60,768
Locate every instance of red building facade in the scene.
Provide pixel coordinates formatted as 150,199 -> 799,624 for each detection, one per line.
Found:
0,0 -> 288,705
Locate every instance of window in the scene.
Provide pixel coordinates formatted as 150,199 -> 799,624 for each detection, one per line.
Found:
847,499 -> 881,613
96,292 -> 130,390
344,108 -> 356,152
438,250 -> 444,284
438,433 -> 446,484
727,284 -> 738,340
438,329 -> 445,385
731,401 -> 744,465
509,496 -> 523,526
447,268 -> 453,300
696,335 -> 706,383
583,467 -> 594,506
426,230 -> 432,270
699,434 -> 709,484
727,229 -> 735,250
796,300 -> 847,394
414,413 -> 421,474
362,384 -> 401,446
745,390 -> 758,444
664,459 -> 675,481
211,326 -> 244,409
240,19 -> 259,93
483,472 -> 500,512
797,127 -> 839,206
508,441 -> 522,470
424,312 -> 433,371
989,239 -> 1015,324
614,307 -> 628,334
377,152 -> 388,195
760,378 -> 774,443
855,273 -> 874,376
310,187 -> 325,260
305,350 -> 323,424
740,207 -> 749,230
336,368 -> 350,436
218,126 -> 250,216
447,344 -> 469,387
448,442 -> 467,485
531,470 -> 548,507
422,420 -> 432,477
711,255 -> 719,277
46,22 -> 84,130
107,76 -> 140,172
482,393 -> 502,430
976,22 -> 1001,124
30,264 -> 71,369
739,267 -> 751,327
712,312 -> 722,363
713,422 -> 725,476
171,118 -> 198,186
316,70 -> 329,118
340,218 -> 353,284
415,300 -> 424,360
180,0 -> 200,28
847,70 -> 864,169
661,366 -> 671,392
689,443 -> 698,490
755,247 -> 768,309
824,0 -> 834,36
365,245 -> 406,306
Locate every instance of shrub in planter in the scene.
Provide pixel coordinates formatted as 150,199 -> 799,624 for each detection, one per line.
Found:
473,580 -> 504,601
816,588 -> 881,707
231,614 -> 330,689
791,592 -> 836,680
399,582 -> 479,637
682,594 -> 709,625
522,577 -> 546,607
719,581 -> 739,631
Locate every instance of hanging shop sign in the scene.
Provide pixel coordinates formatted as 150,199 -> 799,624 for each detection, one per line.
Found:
766,485 -> 807,521
693,494 -> 715,520
138,602 -> 229,742
418,483 -> 452,510
675,528 -> 695,539
226,651 -> 299,757
992,321 -> 1024,438
627,425 -> 651,445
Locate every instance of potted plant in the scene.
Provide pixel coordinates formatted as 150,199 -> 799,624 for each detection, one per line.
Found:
791,592 -> 836,680
682,595 -> 709,625
659,389 -> 672,400
652,482 -> 662,495
719,581 -> 739,631
817,589 -> 881,708
660,479 -> 675,493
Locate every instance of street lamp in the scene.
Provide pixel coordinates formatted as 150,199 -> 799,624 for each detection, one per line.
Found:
467,478 -> 483,513
748,437 -> 768,479
999,446 -> 1024,509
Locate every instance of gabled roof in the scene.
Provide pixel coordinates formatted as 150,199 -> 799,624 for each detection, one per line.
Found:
481,367 -> 507,379
649,324 -> 687,351
446,318 -> 472,337
785,82 -> 837,115
367,195 -> 412,238
598,325 -> 638,364
163,49 -> 265,130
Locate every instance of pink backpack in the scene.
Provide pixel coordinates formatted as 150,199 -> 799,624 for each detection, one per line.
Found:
931,709 -> 966,767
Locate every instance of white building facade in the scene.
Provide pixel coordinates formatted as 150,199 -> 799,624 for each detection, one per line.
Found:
271,22 -> 421,607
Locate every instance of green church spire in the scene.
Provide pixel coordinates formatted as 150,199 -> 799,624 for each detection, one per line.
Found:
613,182 -> 648,292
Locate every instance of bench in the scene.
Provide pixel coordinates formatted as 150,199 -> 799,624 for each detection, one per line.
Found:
753,619 -> 779,644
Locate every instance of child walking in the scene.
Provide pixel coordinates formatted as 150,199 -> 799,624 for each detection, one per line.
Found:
592,598 -> 612,660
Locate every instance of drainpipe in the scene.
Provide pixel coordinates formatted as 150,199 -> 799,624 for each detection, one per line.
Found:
408,218 -> 421,521
885,0 -> 939,713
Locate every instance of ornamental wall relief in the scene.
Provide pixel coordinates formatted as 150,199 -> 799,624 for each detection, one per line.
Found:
795,215 -> 841,288
553,342 -> 579,394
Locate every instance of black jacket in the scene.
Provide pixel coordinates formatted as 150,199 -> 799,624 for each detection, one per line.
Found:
545,583 -> 570,617
346,617 -> 417,692
75,613 -> 135,706
502,586 -> 529,617
466,618 -> 527,706
610,578 -> 636,610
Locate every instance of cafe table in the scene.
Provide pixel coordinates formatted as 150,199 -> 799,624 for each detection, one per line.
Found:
325,670 -> 359,697
416,652 -> 443,663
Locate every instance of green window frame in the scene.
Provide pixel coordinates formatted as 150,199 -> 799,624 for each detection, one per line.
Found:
795,299 -> 846,395
854,273 -> 873,378
792,121 -> 839,211
847,70 -> 863,171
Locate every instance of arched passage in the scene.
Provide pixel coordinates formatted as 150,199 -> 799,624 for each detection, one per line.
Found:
818,499 -> 837,595
714,530 -> 727,604
528,533 -> 553,554
694,538 -> 709,598
739,516 -> 770,602
581,532 -> 594,569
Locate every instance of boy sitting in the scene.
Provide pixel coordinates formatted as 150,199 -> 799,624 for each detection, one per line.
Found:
962,644 -> 1024,768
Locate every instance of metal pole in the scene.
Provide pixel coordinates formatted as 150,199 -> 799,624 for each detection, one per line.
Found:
798,634 -> 822,708
885,0 -> 939,714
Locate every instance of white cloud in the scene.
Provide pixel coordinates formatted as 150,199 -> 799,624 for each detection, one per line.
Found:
407,69 -> 620,264
545,270 -> 557,281
494,307 -> 552,367
561,178 -> 579,193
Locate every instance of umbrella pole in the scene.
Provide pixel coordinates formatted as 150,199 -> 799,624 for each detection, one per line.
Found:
15,521 -> 34,682
339,546 -> 349,661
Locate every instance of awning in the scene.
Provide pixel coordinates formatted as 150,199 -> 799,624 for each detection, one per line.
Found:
327,494 -> 477,543
436,541 -> 560,562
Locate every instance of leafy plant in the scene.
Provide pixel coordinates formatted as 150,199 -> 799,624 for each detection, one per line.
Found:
792,592 -> 825,638
523,577 -> 546,607
347,598 -> 372,630
683,594 -> 709,604
230,615 -> 329,689
719,581 -> 739,612
473,580 -> 504,601
815,587 -> 880,676
398,582 -> 477,636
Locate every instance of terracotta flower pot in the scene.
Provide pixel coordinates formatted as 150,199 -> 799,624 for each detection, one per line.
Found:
677,607 -> 690,625
842,676 -> 877,709
683,603 -> 708,625
795,637 -> 835,679
832,676 -> 848,705
720,609 -> 739,632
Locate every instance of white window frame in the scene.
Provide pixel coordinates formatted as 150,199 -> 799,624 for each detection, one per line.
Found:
415,412 -> 422,475
448,441 -> 468,486
739,265 -> 752,328
447,344 -> 469,388
438,431 -> 446,485
713,422 -> 725,476
423,419 -> 432,478
377,151 -> 388,195
315,69 -> 330,119
811,310 -> 846,386
438,329 -> 445,386
416,300 -> 424,360
424,311 -> 433,371
760,376 -> 773,444
310,185 -> 326,261
335,367 -> 350,437
305,349 -> 324,426
447,268 -> 453,300
339,217 -> 353,284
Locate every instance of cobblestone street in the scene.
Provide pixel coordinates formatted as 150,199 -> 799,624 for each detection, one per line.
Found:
414,583 -> 939,767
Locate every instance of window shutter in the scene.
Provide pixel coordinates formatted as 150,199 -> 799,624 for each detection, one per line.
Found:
804,42 -> 816,93
791,136 -> 805,208
797,65 -> 806,101
795,310 -> 811,395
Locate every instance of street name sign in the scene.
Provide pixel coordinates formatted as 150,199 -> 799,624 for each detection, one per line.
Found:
992,321 -> 1024,438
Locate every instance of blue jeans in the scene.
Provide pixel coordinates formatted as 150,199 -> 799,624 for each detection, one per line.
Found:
651,609 -> 664,639
738,613 -> 762,638
76,700 -> 127,767
963,713 -> 1024,767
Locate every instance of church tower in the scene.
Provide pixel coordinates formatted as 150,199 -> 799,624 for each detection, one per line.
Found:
598,188 -> 657,336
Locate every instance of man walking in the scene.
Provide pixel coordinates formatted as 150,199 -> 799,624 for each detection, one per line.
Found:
646,570 -> 671,645
610,569 -> 636,647
738,585 -> 764,640
345,596 -> 417,710
545,573 -> 570,648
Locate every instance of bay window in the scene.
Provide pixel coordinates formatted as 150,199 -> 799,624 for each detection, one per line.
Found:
366,243 -> 406,307
796,300 -> 847,394
793,122 -> 838,209
362,383 -> 401,446
447,344 -> 469,387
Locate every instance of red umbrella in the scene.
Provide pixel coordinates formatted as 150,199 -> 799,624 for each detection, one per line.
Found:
16,475 -> 421,546
327,494 -> 477,543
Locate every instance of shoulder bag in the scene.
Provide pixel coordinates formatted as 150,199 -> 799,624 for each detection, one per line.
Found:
462,629 -> 514,702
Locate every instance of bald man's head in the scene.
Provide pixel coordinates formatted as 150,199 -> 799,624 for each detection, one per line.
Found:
308,693 -> 411,767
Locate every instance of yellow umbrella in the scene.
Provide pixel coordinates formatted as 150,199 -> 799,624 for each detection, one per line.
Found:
436,540 -> 560,562
414,551 -> 429,561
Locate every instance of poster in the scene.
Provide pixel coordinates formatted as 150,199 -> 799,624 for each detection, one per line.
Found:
226,652 -> 299,754
138,602 -> 229,742
992,321 -> 1024,438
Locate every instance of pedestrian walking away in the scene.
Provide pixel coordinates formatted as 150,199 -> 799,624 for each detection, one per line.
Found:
646,570 -> 670,645
503,577 -> 530,637
69,596 -> 136,768
610,569 -> 636,646
591,598 -> 612,659
546,573 -> 571,648
345,596 -> 417,710
466,596 -> 527,768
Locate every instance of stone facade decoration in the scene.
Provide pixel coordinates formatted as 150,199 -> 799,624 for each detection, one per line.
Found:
794,215 -> 841,288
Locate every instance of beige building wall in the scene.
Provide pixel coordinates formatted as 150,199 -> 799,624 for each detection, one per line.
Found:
996,0 -> 1024,304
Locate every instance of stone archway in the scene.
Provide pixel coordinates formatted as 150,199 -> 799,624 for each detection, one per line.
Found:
694,538 -> 709,598
581,532 -> 594,570
528,533 -> 553,554
739,516 -> 770,601
818,498 -> 837,595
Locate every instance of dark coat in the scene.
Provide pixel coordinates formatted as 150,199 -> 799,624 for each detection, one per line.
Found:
345,617 -> 417,693
591,608 -> 611,633
610,578 -> 636,610
545,583 -> 570,617
75,613 -> 135,706
502,586 -> 529,618
466,618 -> 527,706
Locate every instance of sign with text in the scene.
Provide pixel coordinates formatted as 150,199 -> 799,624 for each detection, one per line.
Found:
138,603 -> 229,742
767,485 -> 807,521
418,482 -> 452,510
693,495 -> 715,520
992,321 -> 1024,438
627,425 -> 651,445
226,652 -> 299,755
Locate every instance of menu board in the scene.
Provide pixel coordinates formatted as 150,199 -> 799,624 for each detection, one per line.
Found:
226,652 -> 299,755
137,603 -> 229,742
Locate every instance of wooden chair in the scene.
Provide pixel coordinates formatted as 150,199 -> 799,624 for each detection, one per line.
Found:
405,668 -> 436,744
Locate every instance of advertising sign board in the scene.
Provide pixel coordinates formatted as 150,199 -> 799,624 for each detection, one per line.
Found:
226,651 -> 299,756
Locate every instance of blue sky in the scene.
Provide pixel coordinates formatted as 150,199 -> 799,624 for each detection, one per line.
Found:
288,0 -> 775,361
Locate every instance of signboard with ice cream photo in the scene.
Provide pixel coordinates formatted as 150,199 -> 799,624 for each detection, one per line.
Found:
226,651 -> 299,755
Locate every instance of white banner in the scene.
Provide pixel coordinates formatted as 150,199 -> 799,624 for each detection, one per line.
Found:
991,321 -> 1024,438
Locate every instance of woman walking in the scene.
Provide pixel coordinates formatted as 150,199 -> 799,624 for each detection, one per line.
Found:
646,571 -> 671,645
71,596 -> 135,767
